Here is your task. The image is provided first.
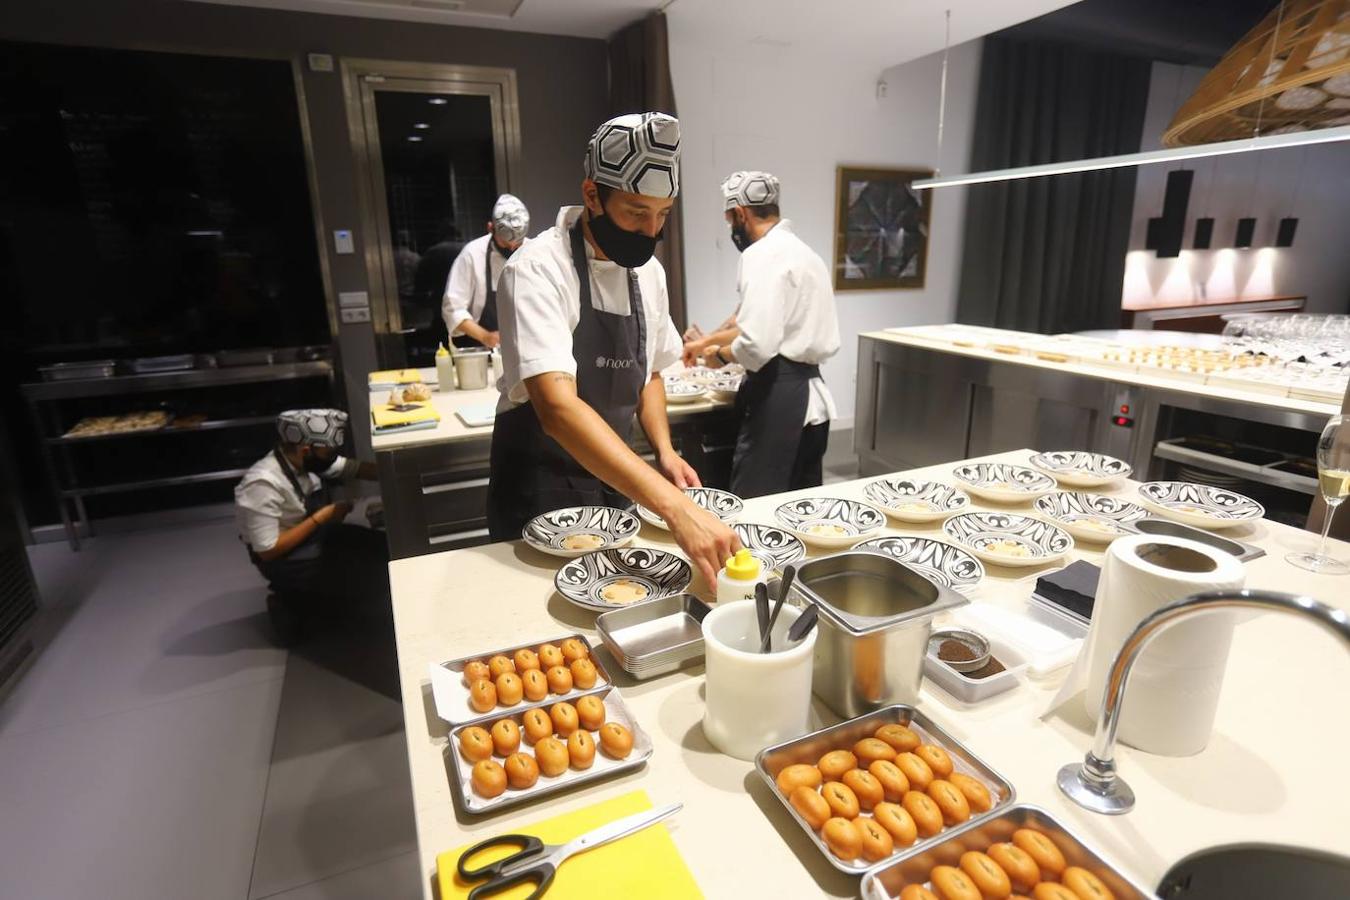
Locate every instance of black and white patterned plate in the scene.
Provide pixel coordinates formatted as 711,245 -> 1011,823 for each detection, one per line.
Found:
851,535 -> 984,591
554,547 -> 693,611
1034,492 -> 1147,543
942,512 -> 1074,567
706,375 -> 743,402
734,522 -> 806,572
1030,451 -> 1133,487
774,497 -> 887,548
637,487 -> 743,530
951,463 -> 1057,503
1137,481 -> 1265,530
663,380 -> 706,403
522,506 -> 640,558
863,478 -> 970,522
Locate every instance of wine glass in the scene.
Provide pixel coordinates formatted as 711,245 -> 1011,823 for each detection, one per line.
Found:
1287,415 -> 1349,575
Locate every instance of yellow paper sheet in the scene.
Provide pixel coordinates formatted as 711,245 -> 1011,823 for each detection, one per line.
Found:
436,790 -> 701,900
368,368 -> 423,385
370,402 -> 441,429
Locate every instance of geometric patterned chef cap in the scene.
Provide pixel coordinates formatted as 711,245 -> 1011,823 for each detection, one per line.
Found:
276,409 -> 348,449
721,170 -> 780,210
585,112 -> 681,199
491,194 -> 530,243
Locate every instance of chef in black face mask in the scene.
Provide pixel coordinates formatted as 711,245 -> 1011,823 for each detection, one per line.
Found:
486,112 -> 739,588
442,193 -> 531,349
235,409 -> 387,644
696,171 -> 841,499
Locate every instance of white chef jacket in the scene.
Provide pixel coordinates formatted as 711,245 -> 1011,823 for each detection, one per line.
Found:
442,233 -> 523,336
234,451 -> 358,552
729,220 -> 840,425
495,206 -> 684,410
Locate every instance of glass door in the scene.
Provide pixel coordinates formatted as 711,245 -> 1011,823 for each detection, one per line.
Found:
345,62 -> 521,367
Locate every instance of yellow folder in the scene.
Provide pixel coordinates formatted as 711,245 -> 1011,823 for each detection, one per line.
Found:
368,368 -> 423,386
436,790 -> 701,900
371,402 -> 441,429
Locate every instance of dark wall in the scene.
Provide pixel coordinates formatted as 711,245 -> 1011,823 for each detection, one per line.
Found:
0,1 -> 607,249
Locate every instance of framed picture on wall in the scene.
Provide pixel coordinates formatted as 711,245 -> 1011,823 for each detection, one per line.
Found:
833,165 -> 933,290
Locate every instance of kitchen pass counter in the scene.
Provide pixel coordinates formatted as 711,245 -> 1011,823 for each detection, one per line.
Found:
389,448 -> 1350,898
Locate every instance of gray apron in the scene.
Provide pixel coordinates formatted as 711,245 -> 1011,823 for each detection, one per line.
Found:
486,221 -> 647,540
729,355 -> 822,499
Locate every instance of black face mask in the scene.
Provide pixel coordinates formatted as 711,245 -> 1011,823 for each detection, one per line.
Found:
302,451 -> 334,474
729,219 -> 752,253
492,239 -> 515,259
587,206 -> 662,269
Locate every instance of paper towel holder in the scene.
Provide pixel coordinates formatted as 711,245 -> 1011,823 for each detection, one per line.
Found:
1058,589 -> 1350,815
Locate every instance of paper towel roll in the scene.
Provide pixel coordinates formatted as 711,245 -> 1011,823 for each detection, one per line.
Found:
1080,534 -> 1246,756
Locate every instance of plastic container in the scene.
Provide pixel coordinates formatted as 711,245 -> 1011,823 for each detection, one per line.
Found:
434,343 -> 455,391
924,634 -> 1028,704
715,548 -> 764,603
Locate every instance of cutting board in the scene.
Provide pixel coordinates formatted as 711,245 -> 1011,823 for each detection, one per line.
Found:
454,402 -> 497,427
436,790 -> 700,900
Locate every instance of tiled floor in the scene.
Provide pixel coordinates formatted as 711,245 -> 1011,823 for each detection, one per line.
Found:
3,519 -> 419,900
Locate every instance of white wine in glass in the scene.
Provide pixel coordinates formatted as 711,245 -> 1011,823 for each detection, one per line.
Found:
1287,415 -> 1349,575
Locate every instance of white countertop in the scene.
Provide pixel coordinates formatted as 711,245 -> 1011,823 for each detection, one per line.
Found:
866,326 -> 1344,414
389,448 -> 1350,898
369,380 -> 731,452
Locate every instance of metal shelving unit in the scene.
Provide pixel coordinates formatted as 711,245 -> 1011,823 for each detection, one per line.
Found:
1154,439 -> 1319,496
21,361 -> 334,549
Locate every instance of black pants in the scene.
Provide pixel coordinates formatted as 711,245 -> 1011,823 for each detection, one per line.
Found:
251,524 -> 391,626
789,422 -> 830,491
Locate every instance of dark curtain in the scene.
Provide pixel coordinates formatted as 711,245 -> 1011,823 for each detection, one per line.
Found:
608,12 -> 687,330
955,38 -> 1151,333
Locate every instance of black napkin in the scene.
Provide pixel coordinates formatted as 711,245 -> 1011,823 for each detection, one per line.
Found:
1034,560 -> 1101,624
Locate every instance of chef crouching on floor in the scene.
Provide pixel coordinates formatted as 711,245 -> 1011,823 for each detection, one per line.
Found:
696,170 -> 841,498
442,193 -> 531,349
486,111 -> 739,586
234,409 -> 388,643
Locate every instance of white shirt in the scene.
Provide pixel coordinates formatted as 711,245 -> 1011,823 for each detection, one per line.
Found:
729,220 -> 840,425
442,234 -> 520,336
234,451 -> 357,552
495,206 -> 684,410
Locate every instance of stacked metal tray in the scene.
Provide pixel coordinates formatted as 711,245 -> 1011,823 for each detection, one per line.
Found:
595,593 -> 712,679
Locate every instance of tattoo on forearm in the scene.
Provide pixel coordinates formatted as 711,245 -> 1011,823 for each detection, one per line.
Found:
550,373 -> 575,384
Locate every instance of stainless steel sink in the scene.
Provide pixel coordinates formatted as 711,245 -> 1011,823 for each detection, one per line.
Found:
1158,844 -> 1350,899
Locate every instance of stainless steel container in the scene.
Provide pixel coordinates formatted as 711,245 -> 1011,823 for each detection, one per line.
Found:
1132,516 -> 1264,562
453,350 -> 491,390
595,593 -> 711,678
860,803 -> 1160,899
789,550 -> 967,717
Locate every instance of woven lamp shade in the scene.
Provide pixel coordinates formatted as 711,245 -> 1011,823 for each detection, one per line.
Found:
1163,0 -> 1350,147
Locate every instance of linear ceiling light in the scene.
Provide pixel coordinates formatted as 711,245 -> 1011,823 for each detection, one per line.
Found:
911,124 -> 1350,190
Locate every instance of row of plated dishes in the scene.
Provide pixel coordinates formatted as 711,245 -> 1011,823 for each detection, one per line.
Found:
522,451 -> 1268,615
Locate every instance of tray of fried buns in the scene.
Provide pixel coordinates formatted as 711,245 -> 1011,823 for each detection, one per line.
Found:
860,803 -> 1160,899
445,684 -> 653,815
429,633 -> 614,729
755,705 -> 1015,876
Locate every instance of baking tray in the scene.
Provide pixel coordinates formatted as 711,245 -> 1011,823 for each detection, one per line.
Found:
428,633 -> 614,729
860,803 -> 1160,899
754,705 -> 1016,876
595,593 -> 711,678
445,684 -> 653,816
215,347 -> 274,367
127,354 -> 196,373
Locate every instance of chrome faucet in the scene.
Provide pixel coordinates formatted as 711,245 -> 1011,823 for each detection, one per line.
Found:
1058,589 -> 1350,815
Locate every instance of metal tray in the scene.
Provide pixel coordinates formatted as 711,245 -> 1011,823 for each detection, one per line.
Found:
127,354 -> 196,373
860,803 -> 1160,899
1132,517 -> 1264,562
595,593 -> 711,678
39,360 -> 116,381
445,684 -> 652,816
216,347 -> 275,367
428,633 -> 613,729
754,705 -> 1016,876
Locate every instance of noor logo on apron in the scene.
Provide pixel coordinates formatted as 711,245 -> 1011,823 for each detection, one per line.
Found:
594,355 -> 636,369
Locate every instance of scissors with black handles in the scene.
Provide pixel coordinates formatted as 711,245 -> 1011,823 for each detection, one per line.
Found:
456,802 -> 682,899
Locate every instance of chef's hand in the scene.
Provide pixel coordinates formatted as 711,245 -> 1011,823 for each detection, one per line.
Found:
682,323 -> 704,343
666,502 -> 739,589
314,501 -> 353,525
482,331 -> 502,349
659,451 -> 702,489
700,344 -> 726,370
682,338 -> 706,368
